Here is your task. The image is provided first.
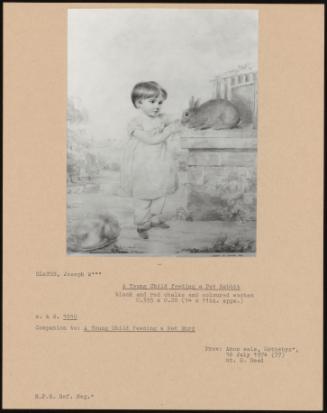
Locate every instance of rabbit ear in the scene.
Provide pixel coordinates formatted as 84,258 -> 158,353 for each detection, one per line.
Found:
194,99 -> 200,108
189,96 -> 195,108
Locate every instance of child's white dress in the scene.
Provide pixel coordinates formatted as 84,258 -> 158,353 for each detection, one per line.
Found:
120,112 -> 178,200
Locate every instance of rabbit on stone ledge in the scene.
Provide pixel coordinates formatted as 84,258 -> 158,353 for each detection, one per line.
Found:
181,96 -> 241,130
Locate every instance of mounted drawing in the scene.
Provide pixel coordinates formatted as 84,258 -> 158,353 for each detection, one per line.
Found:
67,9 -> 258,256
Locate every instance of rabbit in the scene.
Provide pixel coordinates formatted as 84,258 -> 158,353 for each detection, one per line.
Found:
181,96 -> 240,130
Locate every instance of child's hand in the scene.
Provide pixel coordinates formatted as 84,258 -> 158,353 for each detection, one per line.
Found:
164,120 -> 182,136
152,124 -> 166,135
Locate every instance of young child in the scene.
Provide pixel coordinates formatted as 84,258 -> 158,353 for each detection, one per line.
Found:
120,81 -> 181,239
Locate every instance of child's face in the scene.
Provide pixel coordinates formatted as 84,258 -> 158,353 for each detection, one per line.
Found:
137,94 -> 165,118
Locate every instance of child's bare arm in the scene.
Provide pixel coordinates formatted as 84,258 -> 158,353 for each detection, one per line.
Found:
132,124 -> 179,145
131,129 -> 167,145
130,119 -> 183,145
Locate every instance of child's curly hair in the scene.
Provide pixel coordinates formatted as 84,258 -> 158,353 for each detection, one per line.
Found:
131,81 -> 167,108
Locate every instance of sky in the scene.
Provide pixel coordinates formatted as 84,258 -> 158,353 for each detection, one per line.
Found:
68,8 -> 258,144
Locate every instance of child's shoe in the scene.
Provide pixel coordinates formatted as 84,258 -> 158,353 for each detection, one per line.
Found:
136,222 -> 151,239
151,221 -> 170,229
137,228 -> 149,239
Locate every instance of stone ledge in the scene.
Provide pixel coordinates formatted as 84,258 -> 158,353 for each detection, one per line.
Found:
188,150 -> 256,166
180,125 -> 256,139
180,137 -> 257,150
180,125 -> 257,150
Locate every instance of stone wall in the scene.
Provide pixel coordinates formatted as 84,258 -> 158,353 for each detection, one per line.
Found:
180,126 -> 257,222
